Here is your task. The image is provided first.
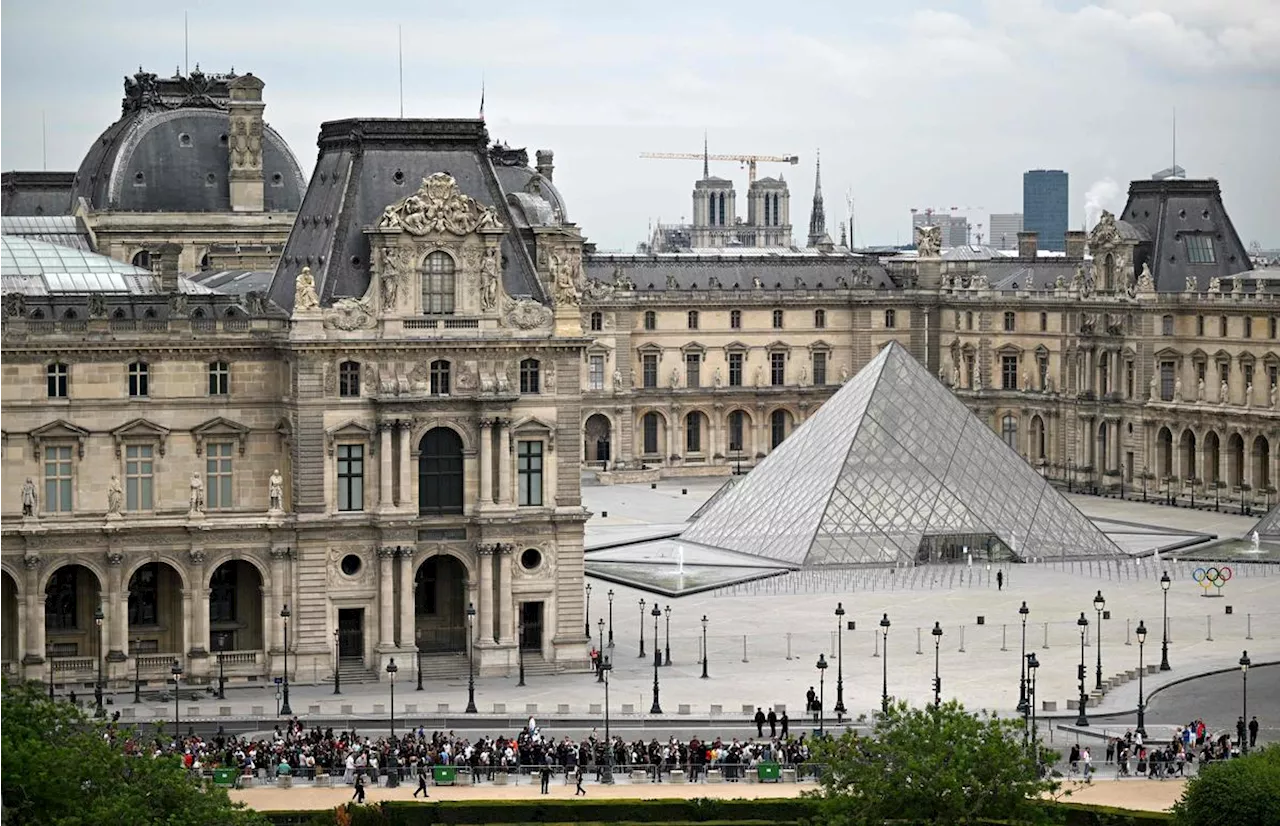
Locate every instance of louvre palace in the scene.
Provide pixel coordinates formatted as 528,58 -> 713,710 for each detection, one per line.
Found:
1,68 -> 1276,691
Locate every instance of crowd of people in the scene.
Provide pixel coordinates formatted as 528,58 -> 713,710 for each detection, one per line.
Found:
1076,718 -> 1260,780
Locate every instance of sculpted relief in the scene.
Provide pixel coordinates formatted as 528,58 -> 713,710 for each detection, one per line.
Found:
378,173 -> 503,236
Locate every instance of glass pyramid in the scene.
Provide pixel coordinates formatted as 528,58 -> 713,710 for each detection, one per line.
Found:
682,342 -> 1123,566
1251,503 -> 1280,540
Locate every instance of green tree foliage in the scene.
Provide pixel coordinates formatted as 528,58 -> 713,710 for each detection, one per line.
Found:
804,699 -> 1061,826
1,679 -> 268,826
1171,745 -> 1280,826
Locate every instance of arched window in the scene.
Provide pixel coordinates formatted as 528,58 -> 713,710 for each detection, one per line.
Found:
418,428 -> 464,515
884,309 -> 897,329
643,310 -> 656,331
814,309 -> 826,329
770,410 -> 788,449
132,250 -> 152,270
642,412 -> 660,455
339,361 -> 361,397
685,412 -> 702,453
1001,414 -> 1018,451
730,309 -> 742,329
430,360 -> 451,396
687,310 -> 699,330
519,358 -> 540,394
772,309 -> 784,329
589,311 -> 603,331
421,251 -> 456,315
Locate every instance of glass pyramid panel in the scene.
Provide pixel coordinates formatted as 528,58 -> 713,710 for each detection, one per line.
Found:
1251,503 -> 1280,540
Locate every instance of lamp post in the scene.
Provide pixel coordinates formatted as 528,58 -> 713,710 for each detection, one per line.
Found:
133,638 -> 141,703
600,654 -> 614,784
279,604 -> 293,717
700,615 -> 709,679
607,589 -> 615,648
1026,652 -> 1040,771
596,617 -> 606,684
170,659 -> 182,743
1159,572 -> 1172,671
465,602 -> 478,714
638,598 -> 646,659
649,603 -> 663,714
663,605 -> 672,666
1017,601 -> 1030,715
879,613 -> 891,714
1075,612 -> 1090,726
1093,590 -> 1105,691
217,651 -> 226,700
386,658 -> 398,740
931,622 -> 943,708
585,583 -> 592,638
834,603 -> 847,720
93,602 -> 104,717
47,642 -> 54,700
1239,650 -> 1251,754
816,654 -> 828,736
1135,620 -> 1148,737
333,629 -> 341,695
517,618 -> 527,688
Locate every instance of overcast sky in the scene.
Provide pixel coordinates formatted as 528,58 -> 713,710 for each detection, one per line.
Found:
3,0 -> 1277,250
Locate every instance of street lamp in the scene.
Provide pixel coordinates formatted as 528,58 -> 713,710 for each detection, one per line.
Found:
597,618 -> 606,683
931,622 -> 943,708
879,613 -> 891,714
700,615 -> 709,679
1240,650 -> 1251,754
663,605 -> 672,666
1159,572 -> 1172,671
217,651 -> 226,700
47,642 -> 54,700
1093,590 -> 1106,691
1075,612 -> 1090,727
93,602 -> 104,717
1017,602 -> 1030,715
333,629 -> 341,695
638,598 -> 646,659
607,589 -> 615,648
465,603 -> 478,714
517,618 -> 527,688
649,603 -> 663,714
279,604 -> 293,717
834,603 -> 847,719
170,659 -> 182,743
386,658 -> 398,739
816,654 -> 828,736
600,654 -> 614,784
132,638 -> 141,703
1135,620 -> 1148,737
1026,652 -> 1040,770
585,583 -> 592,638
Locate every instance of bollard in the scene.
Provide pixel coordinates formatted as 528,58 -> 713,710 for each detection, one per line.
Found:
873,630 -> 880,658
1001,624 -> 1007,652
916,627 -> 923,655
1206,615 -> 1212,641
786,632 -> 793,660
742,635 -> 749,663
958,625 -> 966,653
1247,613 -> 1253,640
1043,621 -> 1050,649
1125,618 -> 1132,646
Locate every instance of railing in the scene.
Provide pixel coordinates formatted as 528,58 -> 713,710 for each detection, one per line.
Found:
137,653 -> 183,670
443,319 -> 479,329
215,650 -> 258,666
51,657 -> 94,673
191,319 -> 216,332
404,319 -> 437,329
223,318 -> 250,331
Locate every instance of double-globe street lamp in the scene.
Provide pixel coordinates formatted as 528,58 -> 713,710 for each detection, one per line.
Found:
170,659 -> 183,742
834,603 -> 847,720
879,613 -> 891,714
387,658 -> 398,739
465,602 -> 478,714
1075,612 -> 1090,727
663,605 -> 672,667
279,604 -> 293,717
585,583 -> 592,638
1240,650 -> 1251,754
700,615 -> 709,679
931,622 -> 943,708
1017,602 -> 1030,715
815,654 -> 828,736
94,602 -> 105,718
600,654 -> 614,784
649,603 -> 663,714
1093,590 -> 1106,691
638,598 -> 647,659
1135,620 -> 1148,737
1026,652 -> 1040,771
1159,571 -> 1172,671
608,589 -> 615,648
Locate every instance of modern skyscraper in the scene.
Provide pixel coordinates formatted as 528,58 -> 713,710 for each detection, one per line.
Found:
988,213 -> 1023,251
911,211 -> 968,249
1023,170 -> 1068,251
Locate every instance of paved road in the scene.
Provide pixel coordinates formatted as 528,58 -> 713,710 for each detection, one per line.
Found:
1145,661 -> 1277,744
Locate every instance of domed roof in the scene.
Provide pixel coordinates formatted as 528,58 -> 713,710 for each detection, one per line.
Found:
72,69 -> 306,214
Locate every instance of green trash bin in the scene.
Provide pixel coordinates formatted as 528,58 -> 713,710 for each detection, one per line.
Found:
433,765 -> 458,785
213,768 -> 237,787
757,762 -> 781,782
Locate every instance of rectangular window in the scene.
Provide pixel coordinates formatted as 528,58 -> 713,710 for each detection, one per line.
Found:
728,411 -> 744,453
208,361 -> 230,396
1220,316 -> 1228,337
644,311 -> 656,331
1162,316 -> 1174,336
770,352 -> 786,387
339,362 -> 360,397
685,416 -> 701,453
1245,317 -> 1253,338
1003,312 -> 1016,332
1185,235 -> 1216,264
1196,316 -> 1205,337
1126,361 -> 1135,398
337,444 -> 364,512
47,364 -> 68,398
125,444 -> 154,511
1001,355 -> 1018,391
643,415 -> 658,454
728,353 -> 744,387
1245,364 -> 1254,388
1270,365 -> 1278,389
1039,312 -> 1048,332
128,362 -> 149,397
519,360 -> 540,394
1160,362 -> 1175,402
1271,317 -> 1278,339
1038,355 -> 1050,391
685,353 -> 701,389
588,355 -> 605,391
772,310 -> 784,329
730,310 -> 741,330
205,442 -> 233,510
1197,362 -> 1207,385
517,440 -> 543,507
812,352 -> 827,386
43,445 -> 73,513
642,354 -> 658,388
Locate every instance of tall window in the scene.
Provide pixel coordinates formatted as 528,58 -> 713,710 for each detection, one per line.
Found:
772,309 -> 784,329
430,360 -> 451,396
588,355 -> 605,391
208,360 -> 230,396
643,310 -> 656,331
1001,355 -> 1018,390
127,564 -> 158,626
965,311 -> 974,331
642,354 -> 658,388
209,565 -> 237,624
685,353 -> 701,388
687,310 -> 699,330
1271,317 -> 1277,339
1039,312 -> 1048,332
1126,361 -> 1136,398
46,569 -> 77,630
1185,235 -> 1216,264
812,352 -> 827,386
418,428 -> 463,515
337,444 -> 364,512
685,413 -> 702,453
205,442 -> 233,510
43,446 -> 73,513
1003,311 -> 1016,332
1196,316 -> 1205,337
1245,317 -> 1253,338
1001,414 -> 1018,450
128,361 -> 149,398
642,412 -> 659,454
519,358 -> 540,394
47,363 -> 68,398
1220,316 -> 1228,337
770,352 -> 786,386
884,309 -> 896,329
730,309 -> 742,329
770,410 -> 787,448
339,361 -> 361,397
125,444 -> 154,511
1038,354 -> 1050,391
1160,362 -> 1175,401
728,411 -> 745,453
814,309 -> 826,329
729,352 -> 744,387
1161,315 -> 1174,336
422,251 -> 456,314
517,440 -> 543,506
589,311 -> 603,331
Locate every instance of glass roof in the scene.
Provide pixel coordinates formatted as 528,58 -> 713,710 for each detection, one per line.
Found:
1252,503 -> 1280,540
682,342 -> 1123,566
0,237 -> 213,295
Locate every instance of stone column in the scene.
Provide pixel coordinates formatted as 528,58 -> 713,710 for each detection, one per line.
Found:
378,423 -> 394,510
478,418 -> 493,505
477,544 -> 495,644
106,551 -> 127,660
23,553 -> 44,664
377,547 -> 396,651
187,548 -> 207,658
496,418 -> 513,505
180,588 -> 194,659
269,547 -> 289,652
398,548 -> 416,650
398,420 -> 414,510
497,544 -> 516,646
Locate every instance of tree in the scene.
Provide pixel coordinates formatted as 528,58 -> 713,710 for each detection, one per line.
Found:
1171,745 -> 1280,826
804,699 -> 1060,826
1,679 -> 268,826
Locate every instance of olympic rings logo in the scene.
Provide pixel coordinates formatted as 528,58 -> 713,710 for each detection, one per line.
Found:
1193,566 -> 1232,596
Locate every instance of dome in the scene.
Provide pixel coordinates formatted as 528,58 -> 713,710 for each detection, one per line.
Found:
71,69 -> 306,214
0,236 -> 213,295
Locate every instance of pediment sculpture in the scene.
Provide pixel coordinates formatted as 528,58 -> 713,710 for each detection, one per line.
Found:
549,248 -> 582,306
914,224 -> 941,258
1137,262 -> 1155,293
505,298 -> 553,330
1089,210 -> 1120,249
379,247 -> 416,309
378,173 -> 503,236
323,297 -> 377,331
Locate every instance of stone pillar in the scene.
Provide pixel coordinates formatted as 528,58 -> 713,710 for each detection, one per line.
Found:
269,547 -> 289,652
23,554 -> 44,664
187,549 -> 208,658
478,418 -> 493,505
378,547 -> 396,651
398,549 -> 416,650
497,544 -> 516,646
378,423 -> 394,511
106,551 -> 127,659
227,74 -> 266,212
398,420 -> 414,510
180,589 -> 195,659
477,544 -> 495,644
496,418 -> 513,505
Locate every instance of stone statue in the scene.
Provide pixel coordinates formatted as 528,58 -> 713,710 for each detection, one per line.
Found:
953,365 -> 961,388
1054,274 -> 1066,290
1197,378 -> 1206,402
666,274 -> 679,289
1071,265 -> 1086,292
294,266 -> 319,312
669,368 -> 679,389
269,469 -> 284,511
612,369 -> 623,392
1208,276 -> 1222,294
1022,371 -> 1031,392
754,366 -> 764,387
377,173 -> 499,236
1220,380 -> 1229,405
1245,382 -> 1254,408
479,247 -> 500,311
189,472 -> 205,514
1174,376 -> 1183,402
939,366 -> 948,386
751,276 -> 763,290
713,368 -> 723,389
379,247 -> 412,309
107,476 -> 123,515
496,369 -> 511,393
914,224 -> 941,258
1149,373 -> 1159,402
799,365 -> 808,385
21,478 -> 37,516
1137,262 -> 1155,293
1185,275 -> 1198,293
840,364 -> 849,384
549,249 -> 581,306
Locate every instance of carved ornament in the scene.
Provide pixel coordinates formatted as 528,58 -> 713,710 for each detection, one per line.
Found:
377,173 -> 503,236
323,297 -> 377,331
505,299 -> 553,330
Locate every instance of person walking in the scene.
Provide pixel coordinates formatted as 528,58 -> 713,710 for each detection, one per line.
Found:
540,763 -> 552,794
413,764 -> 429,798
780,711 -> 789,739
1248,716 -> 1259,748
754,708 -> 766,738
997,570 -> 1004,591
805,687 -> 817,722
352,773 -> 366,804
1237,716 -> 1247,749
767,708 -> 778,738
574,765 -> 586,796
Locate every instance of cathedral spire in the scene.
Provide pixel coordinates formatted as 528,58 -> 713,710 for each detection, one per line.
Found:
703,131 -> 709,180
807,149 -> 828,248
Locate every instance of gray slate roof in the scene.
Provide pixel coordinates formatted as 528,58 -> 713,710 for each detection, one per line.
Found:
1119,179 -> 1252,292
1,172 -> 75,217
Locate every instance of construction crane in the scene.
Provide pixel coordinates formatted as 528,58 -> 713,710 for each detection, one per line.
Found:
641,151 -> 800,184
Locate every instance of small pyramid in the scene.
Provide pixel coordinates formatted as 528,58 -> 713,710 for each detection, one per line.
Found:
1250,503 -> 1280,540
682,342 -> 1122,566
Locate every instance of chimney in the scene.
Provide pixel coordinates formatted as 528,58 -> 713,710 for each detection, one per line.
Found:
227,73 -> 266,212
1064,230 -> 1086,260
1017,230 -> 1039,260
535,150 -> 555,182
156,243 -> 183,293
